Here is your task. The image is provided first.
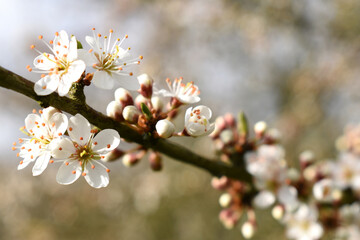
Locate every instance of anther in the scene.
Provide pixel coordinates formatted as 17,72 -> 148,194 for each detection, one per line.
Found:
82,172 -> 86,176
26,65 -> 31,69
16,153 -> 20,157
55,32 -> 59,36
49,40 -> 53,44
12,147 -> 16,151
72,170 -> 76,174
107,144 -> 111,148
89,49 -> 93,53
39,110 -> 43,114
91,165 -> 95,169
106,169 -> 110,173
129,72 -> 133,76
65,162 -> 69,166
59,147 -> 62,151
109,29 -> 113,33
42,85 -> 46,90
125,34 -> 128,38
41,74 -> 46,78
94,142 -> 98,145
49,160 -> 54,163
139,55 -> 143,60
30,45 -> 35,49
69,127 -> 73,131
92,27 -> 95,30
32,109 -> 37,113
80,137 -> 83,140
97,33 -> 101,37
19,160 -> 23,165
12,142 -> 16,146
38,35 -> 43,40
58,133 -> 62,136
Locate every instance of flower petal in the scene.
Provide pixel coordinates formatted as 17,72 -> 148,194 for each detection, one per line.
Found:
92,129 -> 120,154
92,70 -> 114,90
194,105 -> 212,119
17,155 -> 34,170
32,151 -> 51,176
253,190 -> 275,209
25,113 -> 42,134
56,160 -> 82,185
67,35 -> 78,61
77,49 -> 96,66
112,74 -> 139,90
48,112 -> 68,137
34,75 -> 59,96
33,54 -> 56,70
51,138 -> 76,159
68,114 -> 91,145
84,160 -> 109,188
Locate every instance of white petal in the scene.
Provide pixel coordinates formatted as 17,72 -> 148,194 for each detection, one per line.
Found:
25,114 -> 42,133
92,129 -> 120,154
17,156 -> 34,170
53,30 -> 70,57
308,223 -> 324,239
178,95 -> 200,104
112,74 -> 139,90
194,105 -> 212,119
68,114 -> 91,145
77,49 -> 96,66
57,79 -> 72,96
51,138 -> 76,159
56,160 -> 82,185
92,70 -> 114,89
84,160 -> 109,188
253,190 -> 275,209
278,185 -> 299,210
85,36 -> 98,50
67,35 -> 78,61
184,107 -> 193,124
66,60 -> 86,83
186,122 -> 206,137
33,54 -> 56,70
32,151 -> 51,176
48,112 -> 68,137
34,75 -> 59,96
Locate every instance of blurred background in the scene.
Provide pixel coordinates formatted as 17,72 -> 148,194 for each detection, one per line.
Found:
1,0 -> 360,239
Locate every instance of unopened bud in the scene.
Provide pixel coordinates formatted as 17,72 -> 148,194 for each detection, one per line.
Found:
271,205 -> 284,220
211,176 -> 230,190
156,119 -> 175,138
299,150 -> 315,168
149,152 -> 162,171
265,128 -> 281,143
287,168 -> 300,182
219,193 -> 232,208
224,113 -> 236,127
254,121 -> 267,137
102,148 -> 124,162
135,95 -> 150,110
220,129 -> 234,144
241,221 -> 255,239
219,209 -> 238,229
42,107 -> 60,121
137,73 -> 153,98
122,153 -> 139,167
122,106 -> 140,123
106,101 -> 123,121
115,88 -> 133,106
151,96 -> 164,112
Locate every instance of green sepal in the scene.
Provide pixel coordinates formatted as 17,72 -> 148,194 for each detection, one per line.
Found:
238,111 -> 249,138
77,40 -> 83,49
141,103 -> 152,120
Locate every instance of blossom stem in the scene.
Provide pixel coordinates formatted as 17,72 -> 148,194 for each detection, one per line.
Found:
0,65 -> 254,184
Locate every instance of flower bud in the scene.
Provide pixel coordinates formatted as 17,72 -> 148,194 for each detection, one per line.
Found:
41,107 -> 60,122
220,129 -> 234,144
156,119 -> 175,138
299,150 -> 315,169
135,95 -> 150,110
106,101 -> 123,121
122,106 -> 140,123
265,128 -> 281,143
115,88 -> 133,107
224,113 -> 236,127
271,205 -> 284,220
211,176 -> 230,190
219,193 -> 232,208
241,221 -> 255,239
254,121 -> 267,137
219,209 -> 239,229
102,148 -> 125,162
149,152 -> 162,171
151,96 -> 164,112
122,153 -> 139,167
137,73 -> 153,98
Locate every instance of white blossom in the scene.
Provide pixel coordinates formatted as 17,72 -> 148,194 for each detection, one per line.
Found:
332,153 -> 360,191
285,204 -> 324,240
29,31 -> 85,96
52,114 -> 120,188
15,107 -> 68,176
184,105 -> 214,137
79,28 -> 142,90
156,77 -> 200,104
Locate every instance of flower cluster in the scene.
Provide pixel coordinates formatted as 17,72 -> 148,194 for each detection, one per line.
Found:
13,107 -> 120,188
27,28 -> 143,96
105,73 -> 214,170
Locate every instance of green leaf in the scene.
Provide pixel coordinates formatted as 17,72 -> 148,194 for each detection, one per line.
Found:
141,103 -> 152,119
238,111 -> 248,138
77,40 -> 83,49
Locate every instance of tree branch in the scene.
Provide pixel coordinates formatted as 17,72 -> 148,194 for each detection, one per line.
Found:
0,65 -> 253,182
